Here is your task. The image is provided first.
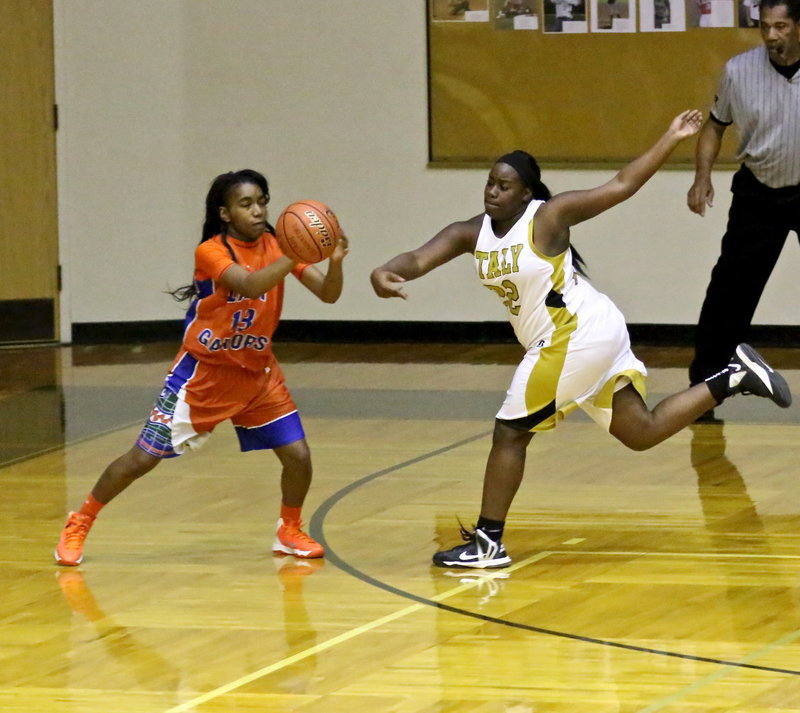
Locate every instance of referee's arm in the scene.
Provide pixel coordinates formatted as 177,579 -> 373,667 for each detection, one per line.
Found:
687,116 -> 728,217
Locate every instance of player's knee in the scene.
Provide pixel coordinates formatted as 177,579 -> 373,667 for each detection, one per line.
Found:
129,446 -> 161,473
609,419 -> 657,451
276,439 -> 312,470
493,419 -> 534,447
109,446 -> 160,484
619,434 -> 655,452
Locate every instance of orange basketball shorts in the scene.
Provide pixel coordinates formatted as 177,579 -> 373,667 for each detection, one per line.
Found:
136,350 -> 304,458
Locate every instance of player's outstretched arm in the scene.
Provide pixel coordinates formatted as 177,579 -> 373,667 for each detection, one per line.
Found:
534,110 -> 703,253
371,217 -> 481,300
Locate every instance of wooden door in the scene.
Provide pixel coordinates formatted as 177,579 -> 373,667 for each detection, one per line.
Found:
0,0 -> 58,343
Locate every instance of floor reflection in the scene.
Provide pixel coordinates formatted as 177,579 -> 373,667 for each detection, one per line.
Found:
690,421 -> 800,641
691,422 -> 768,543
56,569 -> 182,691
271,556 -> 324,694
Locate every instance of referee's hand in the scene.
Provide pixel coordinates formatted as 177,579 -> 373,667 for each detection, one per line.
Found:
687,177 -> 714,216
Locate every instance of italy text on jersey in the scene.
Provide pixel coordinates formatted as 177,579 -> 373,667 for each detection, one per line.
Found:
475,244 -> 524,279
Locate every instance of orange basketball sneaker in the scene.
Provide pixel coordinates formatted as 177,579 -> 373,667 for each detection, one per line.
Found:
55,511 -> 95,566
272,518 -> 324,559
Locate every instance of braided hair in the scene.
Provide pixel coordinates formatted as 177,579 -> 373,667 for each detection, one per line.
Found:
170,169 -> 271,302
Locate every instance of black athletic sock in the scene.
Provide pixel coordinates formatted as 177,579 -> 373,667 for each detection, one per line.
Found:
705,366 -> 733,404
476,515 -> 505,542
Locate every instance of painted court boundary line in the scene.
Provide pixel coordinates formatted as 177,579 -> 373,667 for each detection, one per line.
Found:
162,557 -> 537,713
165,430 -> 800,712
635,627 -> 800,712
308,436 -> 800,677
0,417 -> 148,470
162,432 -> 493,712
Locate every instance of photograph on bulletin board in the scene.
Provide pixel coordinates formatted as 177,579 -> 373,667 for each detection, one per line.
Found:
431,0 -> 490,21
687,0 -> 735,26
543,0 -> 588,31
590,0 -> 636,31
738,0 -> 760,26
640,0 -> 686,31
493,0 -> 540,29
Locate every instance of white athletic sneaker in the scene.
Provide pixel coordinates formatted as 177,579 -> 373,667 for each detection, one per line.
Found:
432,525 -> 511,569
727,343 -> 791,408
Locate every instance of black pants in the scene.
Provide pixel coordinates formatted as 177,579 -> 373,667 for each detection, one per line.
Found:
689,166 -> 800,385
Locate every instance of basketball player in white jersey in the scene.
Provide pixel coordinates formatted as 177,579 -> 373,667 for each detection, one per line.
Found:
371,110 -> 791,569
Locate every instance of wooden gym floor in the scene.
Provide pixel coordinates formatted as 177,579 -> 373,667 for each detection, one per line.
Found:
2,340 -> 800,712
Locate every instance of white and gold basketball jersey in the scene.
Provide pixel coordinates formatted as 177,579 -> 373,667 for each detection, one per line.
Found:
475,200 -> 647,432
474,199 -> 589,351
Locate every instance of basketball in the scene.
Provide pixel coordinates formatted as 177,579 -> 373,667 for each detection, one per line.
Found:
274,200 -> 342,264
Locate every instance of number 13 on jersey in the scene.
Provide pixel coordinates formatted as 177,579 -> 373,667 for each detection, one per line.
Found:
231,308 -> 256,331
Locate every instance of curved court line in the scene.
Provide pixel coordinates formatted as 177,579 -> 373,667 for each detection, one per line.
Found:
308,432 -> 800,678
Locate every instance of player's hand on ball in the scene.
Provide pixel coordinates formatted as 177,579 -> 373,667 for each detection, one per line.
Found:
330,235 -> 349,263
370,269 -> 407,300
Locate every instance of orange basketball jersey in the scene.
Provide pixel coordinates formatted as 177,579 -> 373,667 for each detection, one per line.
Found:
182,232 -> 308,371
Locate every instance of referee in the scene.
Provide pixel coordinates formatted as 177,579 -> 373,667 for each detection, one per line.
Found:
687,0 -> 800,418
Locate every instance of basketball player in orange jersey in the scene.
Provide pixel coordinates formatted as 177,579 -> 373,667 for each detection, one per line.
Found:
55,169 -> 349,566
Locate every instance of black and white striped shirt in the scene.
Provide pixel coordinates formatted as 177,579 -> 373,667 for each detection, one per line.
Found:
712,46 -> 800,188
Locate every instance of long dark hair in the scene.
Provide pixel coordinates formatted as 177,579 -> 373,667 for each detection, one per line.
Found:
170,169 -> 271,302
497,150 -> 587,276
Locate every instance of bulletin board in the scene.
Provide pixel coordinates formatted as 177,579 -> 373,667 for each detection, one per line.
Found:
427,0 -> 762,165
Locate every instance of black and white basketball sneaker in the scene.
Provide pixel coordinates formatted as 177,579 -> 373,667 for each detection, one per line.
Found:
727,343 -> 792,408
432,525 -> 511,569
